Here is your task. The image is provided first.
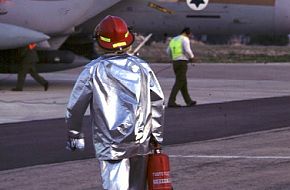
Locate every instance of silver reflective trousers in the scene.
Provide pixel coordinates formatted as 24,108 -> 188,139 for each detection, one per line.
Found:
66,54 -> 165,189
100,155 -> 148,190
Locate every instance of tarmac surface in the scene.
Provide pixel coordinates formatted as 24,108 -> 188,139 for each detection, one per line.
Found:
1,60 -> 290,189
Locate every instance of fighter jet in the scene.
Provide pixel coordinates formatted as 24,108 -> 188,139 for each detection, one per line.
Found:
76,0 -> 290,44
0,0 -> 122,73
1,0 -> 290,73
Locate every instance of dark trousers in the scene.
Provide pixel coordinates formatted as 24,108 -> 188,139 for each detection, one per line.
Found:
168,60 -> 192,104
16,61 -> 47,90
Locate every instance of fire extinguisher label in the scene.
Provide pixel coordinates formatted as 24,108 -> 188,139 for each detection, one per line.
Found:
153,171 -> 170,177
153,178 -> 171,185
152,171 -> 172,188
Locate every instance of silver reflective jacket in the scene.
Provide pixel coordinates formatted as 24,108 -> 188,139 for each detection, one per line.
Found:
66,54 -> 165,160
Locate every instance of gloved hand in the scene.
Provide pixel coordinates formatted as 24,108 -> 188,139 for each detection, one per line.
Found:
66,130 -> 85,151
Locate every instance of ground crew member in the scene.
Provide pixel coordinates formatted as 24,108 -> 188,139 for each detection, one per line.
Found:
12,43 -> 49,91
167,27 -> 196,107
65,15 -> 165,190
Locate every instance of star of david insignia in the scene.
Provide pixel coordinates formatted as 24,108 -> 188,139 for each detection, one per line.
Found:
190,0 -> 205,8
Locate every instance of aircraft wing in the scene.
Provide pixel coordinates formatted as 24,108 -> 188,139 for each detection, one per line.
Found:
0,23 -> 50,50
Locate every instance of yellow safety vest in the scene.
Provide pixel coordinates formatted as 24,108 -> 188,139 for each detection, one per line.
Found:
169,36 -> 183,60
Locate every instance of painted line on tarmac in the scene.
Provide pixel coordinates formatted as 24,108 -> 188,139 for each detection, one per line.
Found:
169,155 -> 290,160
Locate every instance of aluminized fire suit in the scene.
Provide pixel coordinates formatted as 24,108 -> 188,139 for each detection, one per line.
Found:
66,53 -> 165,190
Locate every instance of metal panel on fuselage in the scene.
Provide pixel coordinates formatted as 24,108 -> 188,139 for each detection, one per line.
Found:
81,0 -> 284,37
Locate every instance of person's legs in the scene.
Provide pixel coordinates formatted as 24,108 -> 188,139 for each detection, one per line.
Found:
13,62 -> 30,91
168,61 -> 184,106
99,159 -> 130,190
168,61 -> 191,106
129,155 -> 148,190
29,62 -> 49,91
98,155 -> 148,190
179,63 -> 195,105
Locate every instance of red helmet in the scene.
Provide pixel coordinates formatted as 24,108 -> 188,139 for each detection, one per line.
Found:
94,15 -> 134,50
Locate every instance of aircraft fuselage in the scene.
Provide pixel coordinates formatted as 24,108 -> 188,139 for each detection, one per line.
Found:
80,0 -> 290,38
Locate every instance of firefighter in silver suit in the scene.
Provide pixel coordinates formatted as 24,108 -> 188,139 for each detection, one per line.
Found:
65,15 -> 165,190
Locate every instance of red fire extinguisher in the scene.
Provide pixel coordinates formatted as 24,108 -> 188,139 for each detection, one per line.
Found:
147,149 -> 173,190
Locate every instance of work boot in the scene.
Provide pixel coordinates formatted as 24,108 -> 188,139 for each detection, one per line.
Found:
44,82 -> 49,91
11,88 -> 23,91
186,100 -> 197,107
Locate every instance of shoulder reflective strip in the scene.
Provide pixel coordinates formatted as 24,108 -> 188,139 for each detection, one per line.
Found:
113,42 -> 127,48
100,36 -> 111,43
125,31 -> 129,38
